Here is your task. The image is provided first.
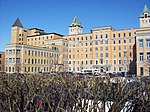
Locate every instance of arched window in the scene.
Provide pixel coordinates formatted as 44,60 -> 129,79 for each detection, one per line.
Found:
145,13 -> 148,18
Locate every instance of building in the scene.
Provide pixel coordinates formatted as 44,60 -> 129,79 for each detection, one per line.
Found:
5,44 -> 59,73
5,18 -> 63,73
65,19 -> 136,75
0,52 -> 5,73
136,5 -> 150,76
5,5 -> 150,76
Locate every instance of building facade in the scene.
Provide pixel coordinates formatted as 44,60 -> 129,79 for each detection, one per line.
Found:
5,18 -> 63,73
0,52 -> 5,72
5,44 -> 59,73
4,5 -> 150,76
65,24 -> 136,75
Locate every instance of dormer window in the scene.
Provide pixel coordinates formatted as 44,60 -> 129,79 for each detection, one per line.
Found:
145,13 -> 148,18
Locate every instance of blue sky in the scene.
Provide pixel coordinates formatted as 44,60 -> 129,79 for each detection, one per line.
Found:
0,0 -> 150,51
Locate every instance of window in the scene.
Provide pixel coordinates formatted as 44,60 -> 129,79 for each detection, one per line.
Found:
69,61 -> 71,64
129,39 -> 132,43
106,60 -> 108,64
106,34 -> 108,38
119,53 -> 121,57
118,33 -> 120,37
114,67 -> 116,71
105,40 -> 108,44
90,54 -> 92,58
114,46 -> 116,50
100,35 -> 103,38
100,47 -> 103,51
32,51 -> 34,56
124,33 -> 126,37
95,41 -> 98,45
95,53 -> 98,58
90,60 -> 92,64
90,48 -> 92,52
16,50 -> 20,55
147,52 -> 150,60
139,39 -> 143,48
118,40 -> 121,44
100,53 -> 103,57
124,46 -> 126,50
86,54 -> 88,58
105,46 -> 108,51
28,67 -> 30,72
130,52 -> 132,57
100,59 -> 103,64
86,61 -> 88,64
146,39 -> 150,48
96,60 -> 98,64
32,59 -> 34,64
129,32 -> 131,36
106,53 -> 108,58
81,37 -> 83,40
124,52 -> 126,57
114,60 -> 116,64
119,67 -> 122,71
90,42 -> 92,46
95,35 -> 98,39
28,59 -> 30,64
28,50 -> 30,55
119,46 -> 121,50
95,47 -> 98,51
100,40 -> 103,44
9,58 -> 12,64
16,58 -> 20,64
113,41 -> 115,44
124,40 -> 126,43
113,34 -> 115,38
90,36 -> 92,40
0,54 -> 1,58
140,67 -> 143,75
145,14 -> 148,18
119,60 -> 121,64
0,60 -> 1,64
140,53 -> 144,61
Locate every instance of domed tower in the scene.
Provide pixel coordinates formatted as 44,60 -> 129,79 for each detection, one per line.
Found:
139,5 -> 150,28
68,16 -> 83,35
11,18 -> 27,44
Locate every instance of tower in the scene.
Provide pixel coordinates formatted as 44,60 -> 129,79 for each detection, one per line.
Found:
68,16 -> 83,35
11,18 -> 27,44
139,5 -> 150,28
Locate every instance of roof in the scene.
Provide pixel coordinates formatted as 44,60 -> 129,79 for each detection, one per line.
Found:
27,32 -> 64,37
12,18 -> 23,28
69,16 -> 82,27
139,5 -> 150,18
29,28 -> 44,31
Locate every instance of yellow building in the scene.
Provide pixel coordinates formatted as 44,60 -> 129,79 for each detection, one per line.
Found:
136,5 -> 150,76
0,52 -> 5,72
6,18 -> 63,73
5,5 -> 150,76
65,23 -> 136,75
5,44 -> 59,73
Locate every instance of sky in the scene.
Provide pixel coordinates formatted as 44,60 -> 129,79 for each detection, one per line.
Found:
0,0 -> 150,51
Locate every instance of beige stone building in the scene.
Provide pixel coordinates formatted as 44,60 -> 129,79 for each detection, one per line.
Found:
0,52 -> 5,72
5,5 -> 150,76
136,5 -> 150,76
5,18 -> 63,73
5,44 -> 59,73
65,22 -> 136,75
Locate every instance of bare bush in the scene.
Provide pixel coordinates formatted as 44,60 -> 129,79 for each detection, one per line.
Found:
0,73 -> 150,112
